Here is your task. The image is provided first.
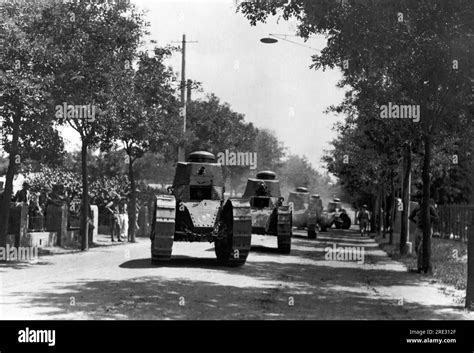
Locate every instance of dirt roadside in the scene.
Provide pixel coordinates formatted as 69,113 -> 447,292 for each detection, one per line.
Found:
0,228 -> 471,320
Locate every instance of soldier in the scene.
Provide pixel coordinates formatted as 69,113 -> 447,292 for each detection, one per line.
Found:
357,204 -> 370,237
105,192 -> 122,242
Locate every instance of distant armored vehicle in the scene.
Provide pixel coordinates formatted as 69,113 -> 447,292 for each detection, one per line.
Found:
288,188 -> 323,239
150,151 -> 252,266
243,171 -> 292,253
319,198 -> 351,231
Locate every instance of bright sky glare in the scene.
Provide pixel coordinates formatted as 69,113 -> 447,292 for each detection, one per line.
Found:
61,0 -> 347,172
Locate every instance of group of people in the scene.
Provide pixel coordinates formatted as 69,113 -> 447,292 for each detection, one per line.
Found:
4,182 -> 62,231
105,192 -> 130,242
356,192 -> 439,274
30,183 -> 73,230
1,181 -> 89,232
0,178 -> 146,244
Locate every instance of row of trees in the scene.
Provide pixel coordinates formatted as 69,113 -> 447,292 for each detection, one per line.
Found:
0,1 -> 162,248
239,0 -> 474,272
0,1 -> 333,250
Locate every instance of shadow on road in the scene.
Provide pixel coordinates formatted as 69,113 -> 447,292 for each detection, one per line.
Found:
5,266 -> 465,320
250,245 -> 284,254
0,260 -> 52,272
120,256 -> 224,269
3,228 -> 467,320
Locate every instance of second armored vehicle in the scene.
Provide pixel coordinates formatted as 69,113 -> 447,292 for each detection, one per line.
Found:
150,151 -> 252,266
243,171 -> 292,253
288,188 -> 323,239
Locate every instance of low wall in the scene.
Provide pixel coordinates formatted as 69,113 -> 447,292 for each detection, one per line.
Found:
22,232 -> 57,247
7,203 -> 28,247
7,203 -> 98,249
45,204 -> 68,246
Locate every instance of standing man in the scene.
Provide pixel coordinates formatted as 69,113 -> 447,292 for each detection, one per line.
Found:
28,192 -> 44,231
118,197 -> 129,242
357,204 -> 370,237
105,192 -> 122,242
14,182 -> 31,204
409,193 -> 439,273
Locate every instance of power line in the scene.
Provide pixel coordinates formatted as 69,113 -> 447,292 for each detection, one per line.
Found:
269,33 -> 321,52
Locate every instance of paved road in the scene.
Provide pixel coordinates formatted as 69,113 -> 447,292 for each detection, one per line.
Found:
0,228 -> 470,320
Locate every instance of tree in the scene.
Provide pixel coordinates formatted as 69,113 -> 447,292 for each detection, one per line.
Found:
186,94 -> 256,153
253,128 -> 285,173
0,2 -> 63,247
186,94 -> 258,194
32,0 -> 148,250
278,154 -> 334,201
240,0 -> 474,270
133,152 -> 176,185
103,46 -> 181,242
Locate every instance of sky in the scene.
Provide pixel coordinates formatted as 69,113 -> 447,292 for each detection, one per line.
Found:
62,0 -> 347,172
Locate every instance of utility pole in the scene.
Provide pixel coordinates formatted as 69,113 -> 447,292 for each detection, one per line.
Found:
178,34 -> 186,162
466,210 -> 474,310
187,79 -> 192,102
400,141 -> 412,254
175,34 -> 197,162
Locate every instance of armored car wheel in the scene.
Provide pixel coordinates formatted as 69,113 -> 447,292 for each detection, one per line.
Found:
151,233 -> 174,263
215,200 -> 252,267
151,255 -> 170,265
150,195 -> 176,264
277,233 -> 291,254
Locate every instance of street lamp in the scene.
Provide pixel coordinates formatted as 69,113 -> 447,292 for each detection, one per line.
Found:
260,37 -> 278,44
260,33 -> 320,51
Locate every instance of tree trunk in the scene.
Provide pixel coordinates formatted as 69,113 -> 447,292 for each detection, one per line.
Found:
382,187 -> 387,239
400,143 -> 412,255
80,141 -> 89,251
421,134 -> 432,273
375,186 -> 381,236
0,115 -> 21,248
128,157 -> 137,243
389,173 -> 395,245
371,192 -> 377,233
466,210 -> 474,309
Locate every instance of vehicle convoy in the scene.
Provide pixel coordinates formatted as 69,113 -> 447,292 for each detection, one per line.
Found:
243,171 -> 292,253
150,151 -> 252,266
287,187 -> 323,239
319,198 -> 352,231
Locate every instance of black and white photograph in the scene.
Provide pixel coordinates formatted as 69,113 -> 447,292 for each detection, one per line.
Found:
0,0 -> 473,352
